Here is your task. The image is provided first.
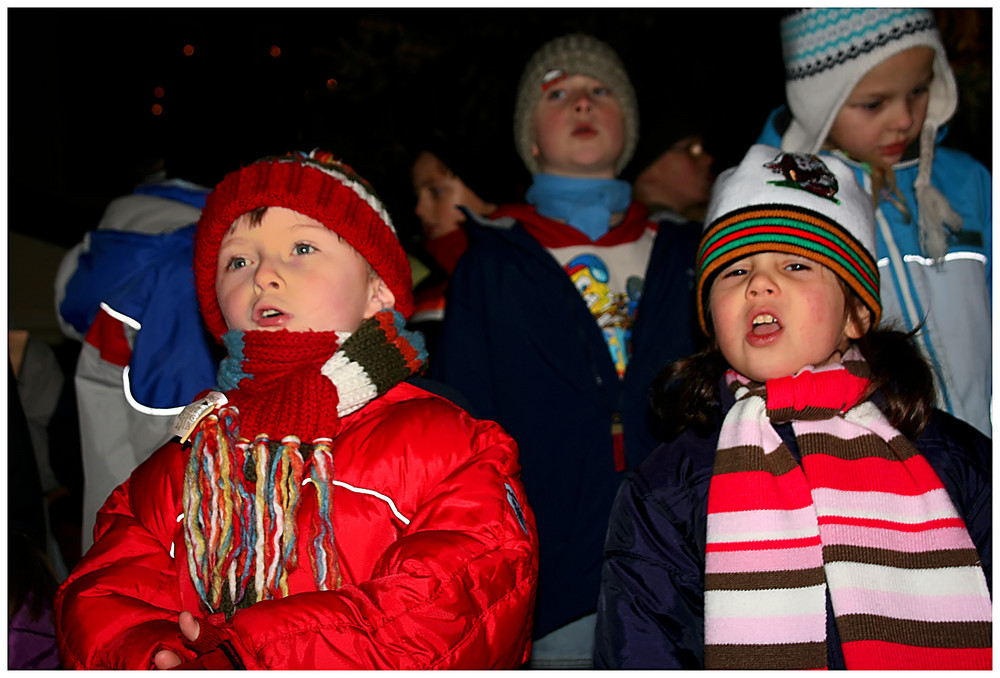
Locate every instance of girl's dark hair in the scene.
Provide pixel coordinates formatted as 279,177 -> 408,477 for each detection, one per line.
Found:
651,292 -> 937,441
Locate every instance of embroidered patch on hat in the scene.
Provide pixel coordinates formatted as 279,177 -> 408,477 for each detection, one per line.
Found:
541,68 -> 569,91
764,152 -> 840,203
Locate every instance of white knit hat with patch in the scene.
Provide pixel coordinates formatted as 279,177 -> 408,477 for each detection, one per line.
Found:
779,8 -> 961,259
696,144 -> 880,335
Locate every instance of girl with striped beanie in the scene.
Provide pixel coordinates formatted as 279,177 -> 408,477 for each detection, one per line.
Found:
53,150 -> 539,670
594,144 -> 991,670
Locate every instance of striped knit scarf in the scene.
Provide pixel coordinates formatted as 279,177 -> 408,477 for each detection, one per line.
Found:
704,348 -> 991,669
182,310 -> 426,618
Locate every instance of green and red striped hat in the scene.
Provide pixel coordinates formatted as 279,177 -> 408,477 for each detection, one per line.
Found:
696,145 -> 880,335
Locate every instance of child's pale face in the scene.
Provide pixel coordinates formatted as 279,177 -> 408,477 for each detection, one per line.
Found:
215,207 -> 390,333
531,74 -> 625,179
709,251 -> 867,382
411,151 -> 491,241
826,47 -> 935,166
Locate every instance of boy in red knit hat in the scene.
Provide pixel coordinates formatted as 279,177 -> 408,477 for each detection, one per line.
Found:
53,150 -> 539,670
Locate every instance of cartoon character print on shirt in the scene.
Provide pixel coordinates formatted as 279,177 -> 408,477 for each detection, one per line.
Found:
566,253 -> 643,377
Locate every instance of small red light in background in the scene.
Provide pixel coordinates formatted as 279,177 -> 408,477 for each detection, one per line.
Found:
152,104 -> 163,116
153,86 -> 165,98
270,45 -> 281,58
326,79 -> 338,90
183,44 -> 195,56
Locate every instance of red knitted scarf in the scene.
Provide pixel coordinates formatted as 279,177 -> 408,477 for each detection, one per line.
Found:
704,348 -> 991,669
181,310 -> 426,617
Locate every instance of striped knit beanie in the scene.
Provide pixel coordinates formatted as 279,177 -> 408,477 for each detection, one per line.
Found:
696,144 -> 880,335
513,33 -> 638,176
779,8 -> 957,155
194,150 -> 414,340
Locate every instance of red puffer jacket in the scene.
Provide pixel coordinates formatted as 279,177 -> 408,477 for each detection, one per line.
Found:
54,382 -> 539,669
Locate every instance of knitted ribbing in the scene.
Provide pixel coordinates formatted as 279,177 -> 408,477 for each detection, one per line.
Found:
182,310 -> 427,617
704,348 -> 991,669
194,151 -> 414,340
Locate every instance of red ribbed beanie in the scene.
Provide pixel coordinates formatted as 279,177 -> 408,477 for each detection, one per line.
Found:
194,151 -> 414,340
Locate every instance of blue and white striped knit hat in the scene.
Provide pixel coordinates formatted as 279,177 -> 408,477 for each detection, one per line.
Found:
779,8 -> 957,154
779,8 -> 961,260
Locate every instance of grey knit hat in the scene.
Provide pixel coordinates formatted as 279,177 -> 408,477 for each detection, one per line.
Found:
513,33 -> 638,176
779,8 -> 961,260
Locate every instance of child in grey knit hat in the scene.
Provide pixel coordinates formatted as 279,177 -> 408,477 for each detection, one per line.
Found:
755,8 -> 992,438
432,32 -> 703,669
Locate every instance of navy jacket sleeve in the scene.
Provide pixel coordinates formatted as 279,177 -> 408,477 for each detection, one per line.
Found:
917,410 -> 992,592
593,433 -> 714,669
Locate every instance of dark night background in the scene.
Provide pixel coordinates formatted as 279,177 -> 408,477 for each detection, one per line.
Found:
6,7 -> 992,343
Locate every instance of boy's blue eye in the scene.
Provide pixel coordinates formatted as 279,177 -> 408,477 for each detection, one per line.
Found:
294,243 -> 316,255
228,256 -> 248,271
546,88 -> 567,101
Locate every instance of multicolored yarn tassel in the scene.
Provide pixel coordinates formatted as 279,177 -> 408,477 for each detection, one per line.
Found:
181,310 -> 426,618
183,409 -> 340,617
704,349 -> 991,669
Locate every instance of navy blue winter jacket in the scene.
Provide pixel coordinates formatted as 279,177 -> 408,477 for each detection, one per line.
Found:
594,384 -> 992,668
432,203 -> 702,638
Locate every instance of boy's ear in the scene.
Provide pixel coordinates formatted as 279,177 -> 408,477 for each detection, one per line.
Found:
366,276 -> 396,315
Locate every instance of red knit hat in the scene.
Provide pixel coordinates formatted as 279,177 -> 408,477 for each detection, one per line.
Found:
194,151 -> 414,340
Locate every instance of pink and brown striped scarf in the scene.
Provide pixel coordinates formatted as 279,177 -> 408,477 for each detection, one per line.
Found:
704,348 -> 991,669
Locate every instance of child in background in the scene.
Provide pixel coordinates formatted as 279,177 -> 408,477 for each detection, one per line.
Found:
432,33 -> 701,668
53,151 -> 538,670
624,93 -> 715,224
409,127 -> 501,357
594,145 -> 991,669
757,8 -> 991,437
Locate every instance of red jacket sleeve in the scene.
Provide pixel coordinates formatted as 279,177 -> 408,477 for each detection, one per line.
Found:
53,444 -> 195,669
220,414 -> 539,669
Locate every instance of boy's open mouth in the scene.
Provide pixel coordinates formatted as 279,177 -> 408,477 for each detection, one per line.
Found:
751,312 -> 780,336
254,305 -> 288,326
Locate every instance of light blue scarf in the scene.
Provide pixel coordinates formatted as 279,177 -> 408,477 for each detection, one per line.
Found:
525,173 -> 631,241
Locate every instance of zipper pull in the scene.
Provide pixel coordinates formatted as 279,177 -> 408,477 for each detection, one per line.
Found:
611,412 -> 625,472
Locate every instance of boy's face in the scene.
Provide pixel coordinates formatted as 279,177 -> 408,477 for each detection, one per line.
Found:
709,251 -> 868,382
215,207 -> 392,334
826,47 -> 934,166
531,74 -> 625,179
411,151 -> 490,241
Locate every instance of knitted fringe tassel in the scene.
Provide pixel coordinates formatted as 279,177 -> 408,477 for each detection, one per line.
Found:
183,407 -> 341,617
